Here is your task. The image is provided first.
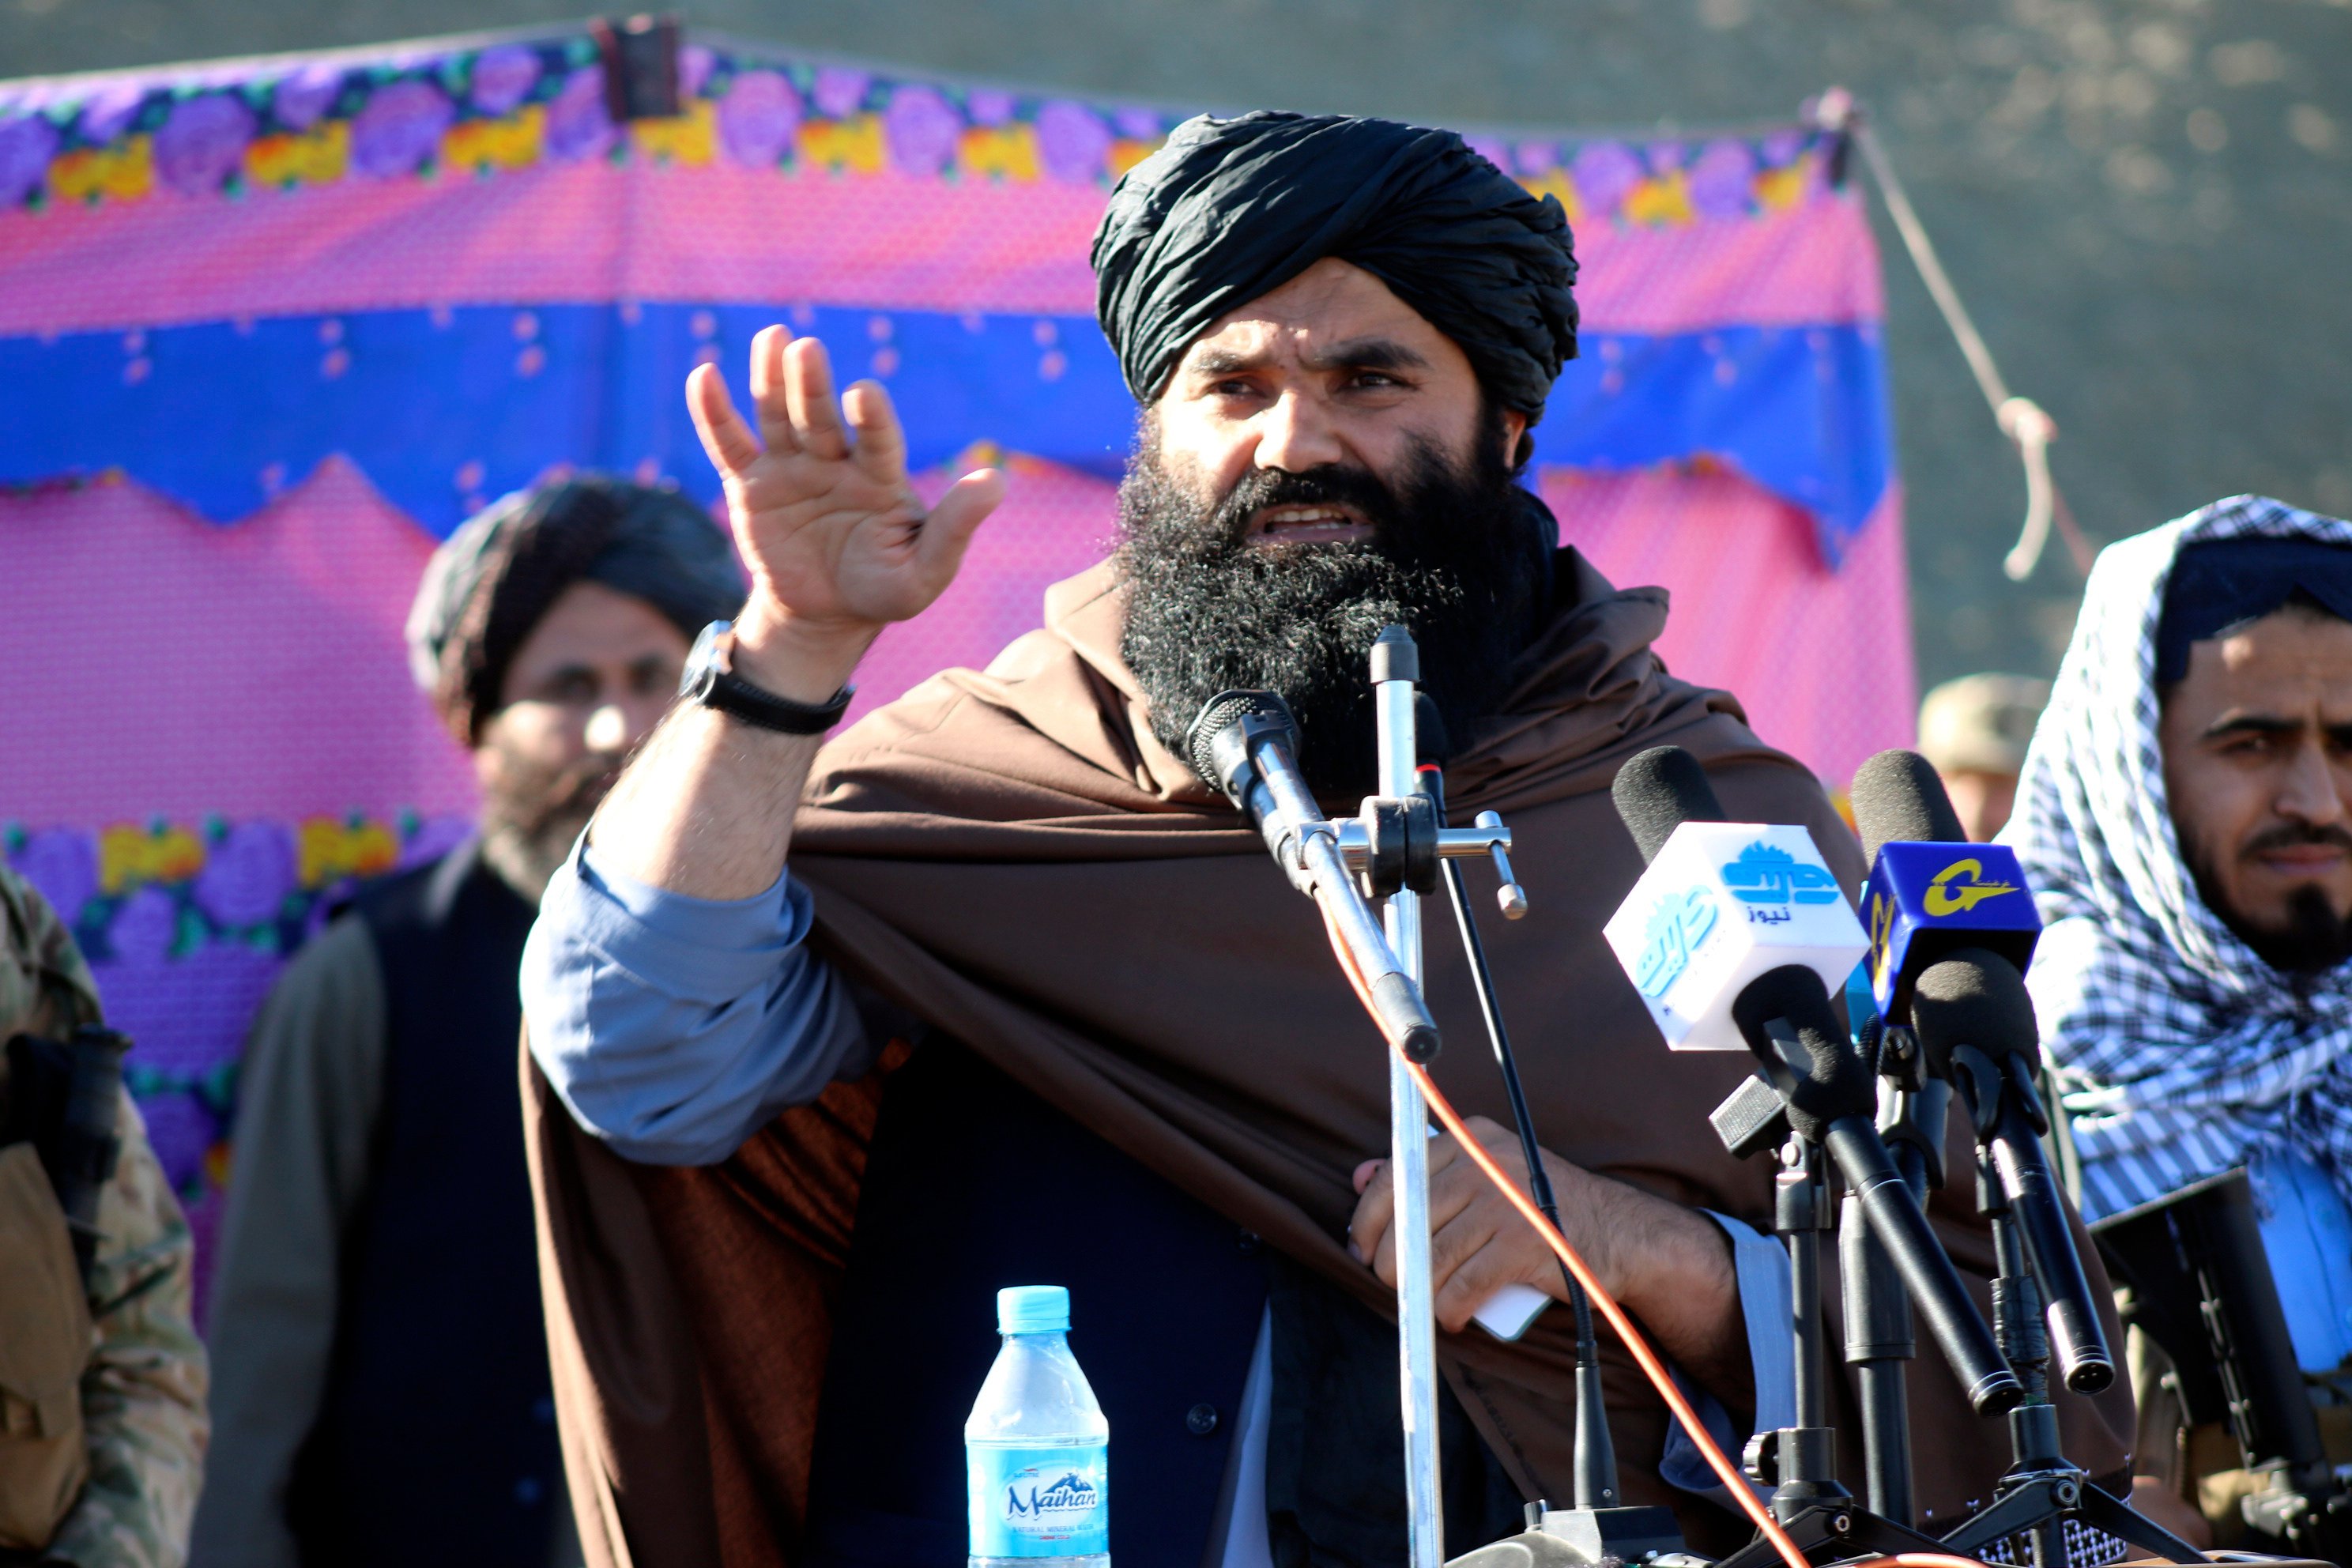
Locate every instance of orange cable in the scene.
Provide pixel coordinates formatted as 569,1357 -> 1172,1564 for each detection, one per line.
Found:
1317,903 -> 1820,1568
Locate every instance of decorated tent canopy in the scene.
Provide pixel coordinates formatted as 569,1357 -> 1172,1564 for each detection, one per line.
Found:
0,24 -> 1912,1300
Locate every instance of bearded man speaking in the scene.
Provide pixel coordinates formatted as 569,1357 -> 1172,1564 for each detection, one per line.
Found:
520,113 -> 2130,1568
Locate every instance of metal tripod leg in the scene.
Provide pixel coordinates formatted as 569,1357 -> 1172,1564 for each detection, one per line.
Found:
1713,1501 -> 1952,1568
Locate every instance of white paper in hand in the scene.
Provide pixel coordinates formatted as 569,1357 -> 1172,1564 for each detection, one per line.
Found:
1601,821 -> 1866,1051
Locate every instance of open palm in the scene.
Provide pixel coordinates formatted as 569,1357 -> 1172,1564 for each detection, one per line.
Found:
688,326 -> 1003,641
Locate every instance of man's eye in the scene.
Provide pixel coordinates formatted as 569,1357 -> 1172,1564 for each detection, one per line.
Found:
1207,379 -> 1258,398
1348,371 -> 1401,390
548,672 -> 598,706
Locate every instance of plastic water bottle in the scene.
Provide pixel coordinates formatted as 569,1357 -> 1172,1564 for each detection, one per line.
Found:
966,1285 -> 1110,1568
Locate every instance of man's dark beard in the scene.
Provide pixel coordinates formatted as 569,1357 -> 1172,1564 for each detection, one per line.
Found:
1117,418 -> 1543,799
478,744 -> 624,903
2186,820 -> 2352,978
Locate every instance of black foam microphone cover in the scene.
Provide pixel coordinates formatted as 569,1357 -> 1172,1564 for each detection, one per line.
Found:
1729,963 -> 1874,1141
1611,746 -> 1726,865
1850,748 -> 1969,863
1910,948 -> 2043,1076
1184,690 -> 1298,800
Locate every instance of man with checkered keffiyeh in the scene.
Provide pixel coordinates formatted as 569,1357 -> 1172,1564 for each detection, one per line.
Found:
2002,493 -> 2352,1524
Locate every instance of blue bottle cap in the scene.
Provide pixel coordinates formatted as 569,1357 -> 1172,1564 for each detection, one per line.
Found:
997,1285 -> 1070,1334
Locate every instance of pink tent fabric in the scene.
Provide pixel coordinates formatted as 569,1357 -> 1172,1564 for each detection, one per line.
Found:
0,31 -> 1913,1306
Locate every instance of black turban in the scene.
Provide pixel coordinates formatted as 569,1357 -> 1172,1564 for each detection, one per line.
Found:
1092,111 -> 1580,420
406,476 -> 746,744
2157,536 -> 2352,684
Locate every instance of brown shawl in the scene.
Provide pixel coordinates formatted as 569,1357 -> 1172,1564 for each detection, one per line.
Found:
525,551 -> 2133,1568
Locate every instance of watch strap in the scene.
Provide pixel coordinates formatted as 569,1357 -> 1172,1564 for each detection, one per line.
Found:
695,635 -> 854,736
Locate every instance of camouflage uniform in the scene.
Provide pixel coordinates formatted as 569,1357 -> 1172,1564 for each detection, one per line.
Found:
0,865 -> 207,1566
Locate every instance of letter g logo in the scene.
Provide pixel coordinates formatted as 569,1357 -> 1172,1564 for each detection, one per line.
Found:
1922,858 -> 2018,917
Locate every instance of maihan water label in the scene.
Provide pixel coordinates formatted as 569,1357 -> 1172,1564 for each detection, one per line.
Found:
968,1444 -> 1110,1558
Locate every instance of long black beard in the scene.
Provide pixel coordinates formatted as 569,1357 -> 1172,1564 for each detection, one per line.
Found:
1117,421 -> 1543,799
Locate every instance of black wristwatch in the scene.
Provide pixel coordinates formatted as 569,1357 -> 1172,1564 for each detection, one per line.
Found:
679,620 -> 854,735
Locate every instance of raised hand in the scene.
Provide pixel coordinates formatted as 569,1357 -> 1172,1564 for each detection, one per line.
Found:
687,326 -> 1003,690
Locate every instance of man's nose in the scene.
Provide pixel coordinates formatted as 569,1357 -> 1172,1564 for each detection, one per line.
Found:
2277,736 -> 2348,826
1252,389 -> 1344,473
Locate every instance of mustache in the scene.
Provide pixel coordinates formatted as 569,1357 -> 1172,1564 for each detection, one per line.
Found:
1201,462 -> 1404,548
504,751 -> 626,836
2241,820 -> 2352,858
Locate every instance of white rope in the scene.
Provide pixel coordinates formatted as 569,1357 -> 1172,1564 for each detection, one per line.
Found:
1814,89 -> 2088,580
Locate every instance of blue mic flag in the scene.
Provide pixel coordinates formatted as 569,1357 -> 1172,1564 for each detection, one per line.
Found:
1864,841 -> 2041,1019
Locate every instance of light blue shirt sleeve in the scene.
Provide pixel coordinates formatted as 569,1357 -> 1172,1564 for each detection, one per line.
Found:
1659,1210 -> 1794,1503
521,836 -> 879,1166
2250,1145 -> 2352,1374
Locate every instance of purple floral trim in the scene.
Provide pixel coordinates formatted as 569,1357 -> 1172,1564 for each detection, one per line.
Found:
812,67 -> 869,120
468,44 -> 541,116
191,820 -> 296,928
154,93 -> 254,195
349,78 -> 454,177
718,70 -> 798,168
1571,141 -> 1644,214
966,89 -> 1016,128
11,827 -> 96,925
0,30 -> 1829,221
677,43 -> 715,100
543,66 -> 614,162
1689,138 -> 1758,219
107,886 -> 178,966
0,115 -> 58,208
74,82 -> 145,146
884,83 -> 959,178
1035,100 -> 1108,184
271,66 -> 343,132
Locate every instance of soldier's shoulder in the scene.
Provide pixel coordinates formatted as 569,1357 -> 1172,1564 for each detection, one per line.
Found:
0,861 -> 103,1039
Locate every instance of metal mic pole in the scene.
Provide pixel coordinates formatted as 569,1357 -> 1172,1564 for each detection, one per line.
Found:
1373,626 -> 1444,1568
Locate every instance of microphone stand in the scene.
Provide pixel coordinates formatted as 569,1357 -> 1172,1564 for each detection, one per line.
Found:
1370,629 -> 1449,1568
1846,1015 -> 1947,1528
1187,634 -> 1526,1568
1711,1069 -> 1956,1568
1419,756 -> 1684,1566
1710,980 -> 2018,1568
1932,1050 -> 2205,1568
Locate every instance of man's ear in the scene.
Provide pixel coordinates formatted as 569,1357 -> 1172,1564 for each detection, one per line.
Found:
1503,409 -> 1532,475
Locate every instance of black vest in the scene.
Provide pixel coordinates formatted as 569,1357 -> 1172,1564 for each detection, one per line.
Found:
290,842 -> 563,1567
800,1043 -> 1525,1568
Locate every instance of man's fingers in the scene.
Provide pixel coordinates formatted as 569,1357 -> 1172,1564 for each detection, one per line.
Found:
843,381 -> 908,483
915,469 -> 1004,582
748,325 -> 801,457
687,364 -> 762,477
1349,1155 -> 1396,1265
783,337 -> 850,459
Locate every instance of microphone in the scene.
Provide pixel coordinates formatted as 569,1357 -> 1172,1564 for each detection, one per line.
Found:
1185,691 -> 1442,1063
1911,951 -> 2116,1395
1608,748 -> 2022,1416
1188,689 -> 1327,897
1848,751 -> 2113,1396
1731,965 -> 2023,1415
1600,748 -> 1868,1050
1849,750 -> 2041,1021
